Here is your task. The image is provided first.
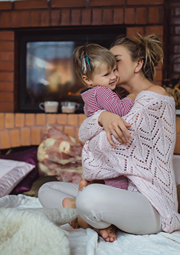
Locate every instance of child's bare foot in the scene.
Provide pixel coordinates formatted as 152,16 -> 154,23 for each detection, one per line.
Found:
95,225 -> 117,242
78,179 -> 88,191
62,197 -> 76,208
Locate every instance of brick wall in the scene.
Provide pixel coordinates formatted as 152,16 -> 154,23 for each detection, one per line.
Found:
175,115 -> 180,154
168,0 -> 180,79
0,112 -> 179,155
0,112 -> 86,149
0,31 -> 15,112
166,0 -> 180,154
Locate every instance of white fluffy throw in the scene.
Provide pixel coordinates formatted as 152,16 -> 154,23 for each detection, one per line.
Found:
0,207 -> 78,255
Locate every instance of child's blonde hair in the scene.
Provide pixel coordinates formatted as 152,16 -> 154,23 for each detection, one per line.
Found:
73,44 -> 116,86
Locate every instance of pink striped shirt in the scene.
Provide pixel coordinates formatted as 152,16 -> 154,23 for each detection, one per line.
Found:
81,86 -> 134,117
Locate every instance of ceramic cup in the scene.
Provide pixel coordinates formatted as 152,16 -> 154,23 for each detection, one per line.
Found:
61,102 -> 79,113
39,101 -> 59,113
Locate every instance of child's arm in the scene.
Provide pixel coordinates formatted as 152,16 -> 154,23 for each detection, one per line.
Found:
96,87 -> 134,117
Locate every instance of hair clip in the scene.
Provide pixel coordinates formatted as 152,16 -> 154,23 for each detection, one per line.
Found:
82,57 -> 87,73
86,56 -> 91,71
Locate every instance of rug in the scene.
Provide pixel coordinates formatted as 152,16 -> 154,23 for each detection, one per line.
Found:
0,207 -> 78,255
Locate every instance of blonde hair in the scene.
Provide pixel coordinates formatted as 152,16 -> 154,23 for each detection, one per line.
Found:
110,34 -> 163,81
73,44 -> 116,86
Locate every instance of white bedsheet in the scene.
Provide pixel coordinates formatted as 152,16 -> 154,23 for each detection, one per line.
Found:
0,194 -> 180,255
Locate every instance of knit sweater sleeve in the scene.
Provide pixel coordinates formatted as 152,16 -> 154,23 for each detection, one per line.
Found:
78,110 -> 105,143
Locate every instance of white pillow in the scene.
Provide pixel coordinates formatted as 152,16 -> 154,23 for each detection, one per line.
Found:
0,159 -> 35,197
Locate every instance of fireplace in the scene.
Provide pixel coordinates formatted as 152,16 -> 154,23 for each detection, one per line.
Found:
18,26 -> 125,113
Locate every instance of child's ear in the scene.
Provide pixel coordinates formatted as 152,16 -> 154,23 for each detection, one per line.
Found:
134,59 -> 143,73
82,75 -> 93,86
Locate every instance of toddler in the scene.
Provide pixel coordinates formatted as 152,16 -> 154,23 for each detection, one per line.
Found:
73,44 -> 136,189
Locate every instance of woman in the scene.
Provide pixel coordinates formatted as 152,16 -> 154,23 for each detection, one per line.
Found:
38,34 -> 180,242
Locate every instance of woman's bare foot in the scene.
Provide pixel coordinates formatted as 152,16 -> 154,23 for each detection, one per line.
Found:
62,197 -> 76,208
95,225 -> 117,242
62,197 -> 78,228
69,217 -> 79,229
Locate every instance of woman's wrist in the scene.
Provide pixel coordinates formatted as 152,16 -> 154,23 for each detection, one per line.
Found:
98,111 -> 106,127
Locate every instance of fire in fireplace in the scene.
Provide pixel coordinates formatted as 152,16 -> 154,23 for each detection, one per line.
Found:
18,26 -> 125,113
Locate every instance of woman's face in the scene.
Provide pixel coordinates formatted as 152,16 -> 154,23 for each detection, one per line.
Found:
110,45 -> 137,86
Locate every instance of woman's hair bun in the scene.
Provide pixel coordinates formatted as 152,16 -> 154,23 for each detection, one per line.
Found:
132,33 -> 163,81
137,33 -> 163,67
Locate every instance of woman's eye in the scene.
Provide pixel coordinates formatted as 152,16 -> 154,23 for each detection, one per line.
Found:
104,73 -> 109,76
116,59 -> 121,63
113,68 -> 117,72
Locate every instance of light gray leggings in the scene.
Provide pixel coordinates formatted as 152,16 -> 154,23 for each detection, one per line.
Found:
38,182 -> 162,235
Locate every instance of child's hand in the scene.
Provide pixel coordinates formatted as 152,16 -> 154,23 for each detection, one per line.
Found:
127,93 -> 137,102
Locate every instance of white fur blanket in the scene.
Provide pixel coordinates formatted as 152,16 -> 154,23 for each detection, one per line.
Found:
0,205 -> 78,255
0,194 -> 180,255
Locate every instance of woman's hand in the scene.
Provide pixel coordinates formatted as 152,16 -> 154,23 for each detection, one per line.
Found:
98,111 -> 132,147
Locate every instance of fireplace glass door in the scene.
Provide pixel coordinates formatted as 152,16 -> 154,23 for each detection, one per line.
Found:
18,27 -> 125,112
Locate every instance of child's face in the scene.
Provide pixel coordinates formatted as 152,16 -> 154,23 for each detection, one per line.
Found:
91,63 -> 119,90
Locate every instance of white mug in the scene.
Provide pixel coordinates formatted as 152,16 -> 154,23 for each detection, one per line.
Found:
39,101 -> 59,113
61,102 -> 79,113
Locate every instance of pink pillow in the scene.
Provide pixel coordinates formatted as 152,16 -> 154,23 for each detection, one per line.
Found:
38,126 -> 83,183
0,159 -> 35,197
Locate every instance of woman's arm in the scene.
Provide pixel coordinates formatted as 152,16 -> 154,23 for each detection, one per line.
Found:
78,110 -> 132,146
78,110 -> 104,143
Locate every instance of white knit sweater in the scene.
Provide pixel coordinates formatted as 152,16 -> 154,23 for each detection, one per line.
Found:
79,90 -> 180,233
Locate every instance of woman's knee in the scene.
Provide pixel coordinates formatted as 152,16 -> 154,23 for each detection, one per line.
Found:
38,181 -> 79,209
76,184 -> 111,229
38,183 -> 51,205
38,181 -> 62,206
38,182 -> 49,196
76,184 -> 102,213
